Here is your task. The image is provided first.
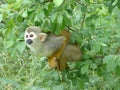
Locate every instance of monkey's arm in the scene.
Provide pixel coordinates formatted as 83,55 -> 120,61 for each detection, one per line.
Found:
46,35 -> 67,68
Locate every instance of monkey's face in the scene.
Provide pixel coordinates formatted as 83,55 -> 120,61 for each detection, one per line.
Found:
24,26 -> 48,49
24,31 -> 38,47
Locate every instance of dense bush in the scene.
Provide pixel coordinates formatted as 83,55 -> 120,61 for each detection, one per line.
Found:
0,0 -> 120,90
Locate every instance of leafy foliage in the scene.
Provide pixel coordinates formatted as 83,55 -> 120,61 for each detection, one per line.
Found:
0,0 -> 120,89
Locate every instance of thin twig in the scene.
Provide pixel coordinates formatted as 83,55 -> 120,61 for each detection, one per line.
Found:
80,8 -> 87,30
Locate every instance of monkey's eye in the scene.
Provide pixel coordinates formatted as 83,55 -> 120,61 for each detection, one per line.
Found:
26,35 -> 28,38
30,34 -> 33,37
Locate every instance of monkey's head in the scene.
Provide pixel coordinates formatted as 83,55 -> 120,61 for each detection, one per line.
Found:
24,26 -> 48,48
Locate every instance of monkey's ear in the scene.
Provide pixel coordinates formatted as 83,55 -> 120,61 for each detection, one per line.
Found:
39,33 -> 48,42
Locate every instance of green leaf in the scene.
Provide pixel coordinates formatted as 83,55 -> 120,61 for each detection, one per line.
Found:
49,22 -> 56,32
81,64 -> 89,74
103,55 -> 117,72
16,42 -> 26,54
114,81 -> 120,90
57,15 -> 63,24
116,56 -> 120,66
115,66 -> 120,75
100,43 -> 107,47
81,6 -> 87,13
77,79 -> 84,90
0,14 -> 3,22
54,24 -> 62,34
22,10 -> 28,18
104,73 -> 116,88
116,1 -> 120,9
4,40 -> 14,49
52,84 -> 64,90
92,42 -> 101,52
85,0 -> 90,5
105,1 -> 114,14
53,0 -> 64,7
90,63 -> 97,70
51,13 -> 57,22
44,9 -> 49,16
63,15 -> 71,26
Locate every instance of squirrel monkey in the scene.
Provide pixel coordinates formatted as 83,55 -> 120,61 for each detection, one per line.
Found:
24,26 -> 82,71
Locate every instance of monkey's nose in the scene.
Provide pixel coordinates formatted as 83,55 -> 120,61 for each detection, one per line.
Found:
26,39 -> 33,44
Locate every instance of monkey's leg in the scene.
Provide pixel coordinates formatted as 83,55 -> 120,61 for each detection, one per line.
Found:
57,57 -> 68,71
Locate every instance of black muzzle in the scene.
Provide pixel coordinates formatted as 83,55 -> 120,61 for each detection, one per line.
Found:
26,39 -> 33,44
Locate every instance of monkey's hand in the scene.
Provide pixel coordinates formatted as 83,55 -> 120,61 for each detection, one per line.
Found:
48,57 -> 58,68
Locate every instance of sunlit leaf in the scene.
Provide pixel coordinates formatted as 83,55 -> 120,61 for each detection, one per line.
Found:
57,15 -> 63,24
53,0 -> 63,7
22,10 -> 28,18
